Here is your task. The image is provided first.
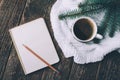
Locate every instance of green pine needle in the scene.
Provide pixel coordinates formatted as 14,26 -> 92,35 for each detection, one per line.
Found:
59,4 -> 106,20
109,8 -> 116,37
109,6 -> 120,37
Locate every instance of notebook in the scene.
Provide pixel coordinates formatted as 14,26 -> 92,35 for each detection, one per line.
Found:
9,18 -> 59,75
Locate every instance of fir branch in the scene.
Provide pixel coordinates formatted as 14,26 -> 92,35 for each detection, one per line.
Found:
93,9 -> 111,43
59,9 -> 82,20
82,0 -> 120,6
105,11 -> 115,37
59,4 -> 106,20
98,8 -> 111,36
109,7 -> 117,37
84,0 -> 107,4
116,6 -> 120,31
59,0 -> 120,20
79,2 -> 107,8
111,5 -> 120,33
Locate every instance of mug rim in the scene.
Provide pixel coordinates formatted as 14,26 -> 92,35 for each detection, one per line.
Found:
72,17 -> 97,42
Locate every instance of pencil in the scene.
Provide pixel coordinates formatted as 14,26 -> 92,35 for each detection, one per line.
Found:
23,44 -> 60,74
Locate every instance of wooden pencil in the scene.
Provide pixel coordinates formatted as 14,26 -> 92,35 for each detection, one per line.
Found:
23,44 -> 60,74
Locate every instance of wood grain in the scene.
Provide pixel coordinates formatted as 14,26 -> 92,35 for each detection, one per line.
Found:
2,47 -> 25,80
69,62 -> 100,80
96,51 -> 120,80
0,0 -> 27,79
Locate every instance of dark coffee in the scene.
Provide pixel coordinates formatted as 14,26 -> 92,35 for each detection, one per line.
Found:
73,18 -> 94,40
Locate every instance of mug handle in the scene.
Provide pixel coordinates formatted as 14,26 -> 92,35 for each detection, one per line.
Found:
95,34 -> 103,39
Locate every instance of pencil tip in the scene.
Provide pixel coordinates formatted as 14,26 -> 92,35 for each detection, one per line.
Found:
58,72 -> 61,75
56,70 -> 61,75
22,44 -> 26,47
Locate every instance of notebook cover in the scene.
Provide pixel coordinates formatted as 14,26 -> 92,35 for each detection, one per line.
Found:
9,18 -> 59,75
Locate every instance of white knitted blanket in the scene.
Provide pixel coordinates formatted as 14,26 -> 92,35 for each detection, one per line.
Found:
50,0 -> 120,64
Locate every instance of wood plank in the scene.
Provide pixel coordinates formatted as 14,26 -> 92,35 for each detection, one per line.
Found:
96,51 -> 120,80
3,47 -> 44,80
0,0 -> 26,80
21,0 -> 56,23
69,51 -> 120,80
2,47 -> 25,80
69,62 -> 100,80
0,0 -> 27,79
41,57 -> 73,80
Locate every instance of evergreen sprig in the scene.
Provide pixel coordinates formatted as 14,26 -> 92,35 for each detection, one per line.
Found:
110,6 -> 120,36
83,0 -> 119,5
58,3 -> 106,20
59,1 -> 120,20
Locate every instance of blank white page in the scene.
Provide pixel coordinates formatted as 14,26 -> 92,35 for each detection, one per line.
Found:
9,18 -> 59,75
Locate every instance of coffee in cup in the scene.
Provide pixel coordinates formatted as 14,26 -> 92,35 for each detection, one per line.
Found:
72,17 -> 103,42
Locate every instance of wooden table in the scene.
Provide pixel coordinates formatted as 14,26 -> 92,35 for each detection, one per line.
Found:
0,0 -> 120,80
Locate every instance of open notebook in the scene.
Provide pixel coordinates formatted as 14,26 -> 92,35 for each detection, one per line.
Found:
9,18 -> 59,75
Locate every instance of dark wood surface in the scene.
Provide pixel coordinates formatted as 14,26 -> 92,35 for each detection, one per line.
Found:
0,0 -> 120,80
